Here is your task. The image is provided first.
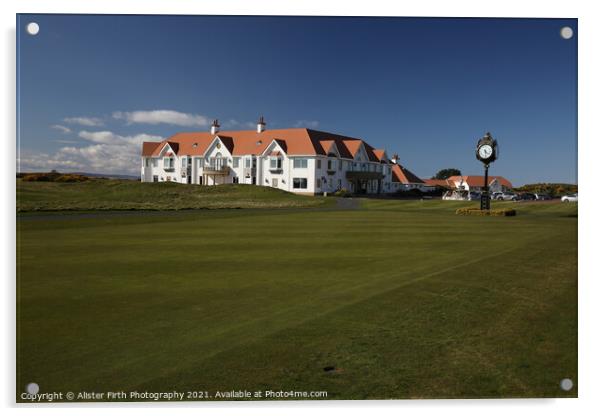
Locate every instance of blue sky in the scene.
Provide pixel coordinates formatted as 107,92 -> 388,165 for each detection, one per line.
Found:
17,15 -> 577,185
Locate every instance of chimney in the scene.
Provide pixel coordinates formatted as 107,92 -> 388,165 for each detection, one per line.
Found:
391,153 -> 399,164
257,116 -> 266,133
210,119 -> 220,135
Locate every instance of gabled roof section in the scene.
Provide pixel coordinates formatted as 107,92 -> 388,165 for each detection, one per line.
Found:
147,140 -> 179,157
142,141 -> 162,156
274,139 -> 288,154
423,178 -> 456,189
343,140 -> 363,158
260,138 -> 288,157
166,141 -> 179,154
318,140 -> 338,156
448,175 -> 513,189
373,149 -> 387,162
361,142 -> 381,162
141,128 -> 387,159
392,164 -> 425,184
216,135 -> 235,155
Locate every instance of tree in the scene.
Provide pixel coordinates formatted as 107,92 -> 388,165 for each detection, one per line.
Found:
432,168 -> 461,180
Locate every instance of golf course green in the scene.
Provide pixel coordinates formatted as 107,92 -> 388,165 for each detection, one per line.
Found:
16,190 -> 577,400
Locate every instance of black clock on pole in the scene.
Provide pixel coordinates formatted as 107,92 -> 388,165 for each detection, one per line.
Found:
475,132 -> 499,210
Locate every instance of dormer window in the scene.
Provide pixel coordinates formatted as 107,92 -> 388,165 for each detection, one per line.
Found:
163,157 -> 175,171
270,156 -> 283,171
192,143 -> 198,148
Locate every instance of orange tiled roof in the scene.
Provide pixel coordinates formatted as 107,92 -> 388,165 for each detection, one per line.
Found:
391,164 -> 425,184
142,141 -> 162,156
318,139 -> 336,155
422,178 -> 455,188
141,128 -> 383,160
373,149 -> 386,161
447,175 -> 513,189
422,179 -> 456,188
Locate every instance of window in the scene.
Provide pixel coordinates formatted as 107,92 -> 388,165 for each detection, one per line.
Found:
272,178 -> 278,187
338,160 -> 342,171
153,175 -> 158,182
328,178 -> 333,187
293,178 -> 308,189
233,157 -> 240,168
233,176 -> 239,184
317,159 -> 322,169
145,158 -> 150,167
163,157 -> 174,170
293,158 -> 308,169
152,158 -> 158,167
245,158 -> 251,168
270,157 -> 282,169
337,179 -> 342,188
316,179 -> 321,188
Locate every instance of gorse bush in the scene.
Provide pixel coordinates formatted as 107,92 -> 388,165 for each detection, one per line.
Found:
455,207 -> 516,217
21,172 -> 89,182
333,188 -> 352,197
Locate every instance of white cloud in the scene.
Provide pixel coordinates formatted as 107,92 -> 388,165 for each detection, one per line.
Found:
78,130 -> 121,144
113,110 -> 211,127
50,124 -> 72,134
222,119 -> 240,128
294,120 -> 319,128
19,130 -> 163,175
63,116 -> 104,127
52,139 -> 79,144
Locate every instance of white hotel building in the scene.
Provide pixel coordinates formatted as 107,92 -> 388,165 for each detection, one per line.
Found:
141,118 -> 423,195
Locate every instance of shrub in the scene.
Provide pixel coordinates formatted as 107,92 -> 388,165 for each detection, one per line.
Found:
21,172 -> 61,182
21,172 -> 89,182
54,174 -> 89,182
333,188 -> 351,197
396,188 -> 424,197
455,207 -> 516,217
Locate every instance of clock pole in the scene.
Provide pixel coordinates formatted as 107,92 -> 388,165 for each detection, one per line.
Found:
482,163 -> 490,210
475,132 -> 498,211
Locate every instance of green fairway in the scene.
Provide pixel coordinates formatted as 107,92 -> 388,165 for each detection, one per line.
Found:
16,199 -> 577,400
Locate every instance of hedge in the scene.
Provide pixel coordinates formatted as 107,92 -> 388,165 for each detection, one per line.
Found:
455,207 -> 517,217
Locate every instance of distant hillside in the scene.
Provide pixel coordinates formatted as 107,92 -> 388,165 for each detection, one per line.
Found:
514,183 -> 578,196
17,171 -> 139,180
16,179 -> 327,212
70,172 -> 139,180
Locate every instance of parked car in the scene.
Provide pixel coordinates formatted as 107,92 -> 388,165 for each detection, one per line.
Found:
561,193 -> 578,203
494,191 -> 518,201
519,192 -> 536,201
469,191 -> 481,201
490,192 -> 503,200
534,193 -> 552,200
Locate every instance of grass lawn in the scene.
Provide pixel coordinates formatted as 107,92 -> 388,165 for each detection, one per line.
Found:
16,199 -> 577,401
16,179 -> 327,211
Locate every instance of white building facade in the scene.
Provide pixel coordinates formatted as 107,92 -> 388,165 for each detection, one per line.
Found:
446,175 -> 513,193
141,120 -> 402,195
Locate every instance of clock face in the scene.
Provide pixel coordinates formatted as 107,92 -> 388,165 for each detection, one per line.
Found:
478,144 -> 493,159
